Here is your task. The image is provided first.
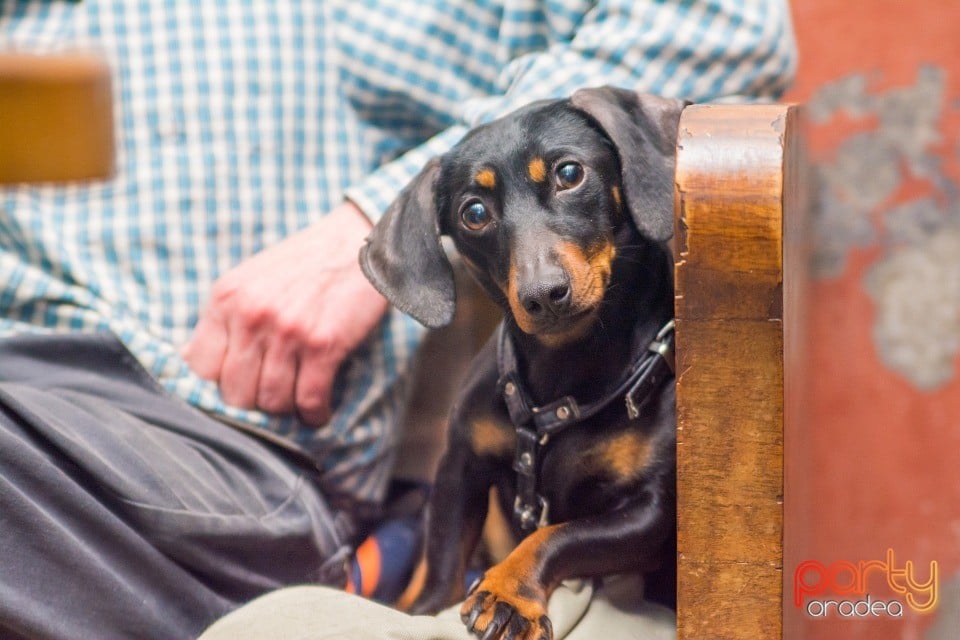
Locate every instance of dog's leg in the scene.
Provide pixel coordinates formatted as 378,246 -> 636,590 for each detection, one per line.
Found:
459,485 -> 673,640
407,441 -> 492,614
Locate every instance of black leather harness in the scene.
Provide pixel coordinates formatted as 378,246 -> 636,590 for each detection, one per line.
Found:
496,320 -> 676,533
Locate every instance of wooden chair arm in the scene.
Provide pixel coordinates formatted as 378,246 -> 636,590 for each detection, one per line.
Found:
674,103 -> 808,640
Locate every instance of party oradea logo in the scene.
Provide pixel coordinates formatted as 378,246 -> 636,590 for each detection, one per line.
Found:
794,549 -> 938,619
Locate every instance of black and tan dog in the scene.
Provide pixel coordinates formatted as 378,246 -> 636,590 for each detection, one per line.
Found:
360,87 -> 686,640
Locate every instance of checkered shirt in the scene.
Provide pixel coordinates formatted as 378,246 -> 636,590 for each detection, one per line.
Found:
0,0 -> 796,506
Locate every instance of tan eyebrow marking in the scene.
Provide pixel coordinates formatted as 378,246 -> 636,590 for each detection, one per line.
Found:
528,157 -> 547,183
588,431 -> 654,480
475,169 -> 497,189
470,417 -> 516,457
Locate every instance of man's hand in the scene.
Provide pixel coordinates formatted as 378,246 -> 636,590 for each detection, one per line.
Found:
182,202 -> 387,426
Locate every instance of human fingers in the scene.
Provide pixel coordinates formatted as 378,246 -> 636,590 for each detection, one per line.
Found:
181,306 -> 230,382
293,342 -> 340,427
217,321 -> 265,409
255,339 -> 299,415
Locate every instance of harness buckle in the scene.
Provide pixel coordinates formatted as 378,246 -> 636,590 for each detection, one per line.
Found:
649,320 -> 676,374
513,494 -> 550,532
513,427 -> 551,531
513,428 -> 539,477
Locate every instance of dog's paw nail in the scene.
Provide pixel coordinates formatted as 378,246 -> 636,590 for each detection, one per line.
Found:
539,615 -> 554,640
464,605 -> 482,630
480,619 -> 504,640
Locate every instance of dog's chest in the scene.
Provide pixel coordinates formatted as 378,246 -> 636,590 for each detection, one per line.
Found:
495,412 -> 658,525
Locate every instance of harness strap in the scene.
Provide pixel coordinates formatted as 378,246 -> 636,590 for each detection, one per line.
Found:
496,320 -> 675,533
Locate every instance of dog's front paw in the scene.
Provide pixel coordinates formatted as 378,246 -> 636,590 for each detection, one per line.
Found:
459,569 -> 553,640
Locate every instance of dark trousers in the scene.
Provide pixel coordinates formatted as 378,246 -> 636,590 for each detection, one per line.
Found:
0,334 -> 354,640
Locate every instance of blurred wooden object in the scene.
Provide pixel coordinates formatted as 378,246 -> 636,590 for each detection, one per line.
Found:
0,52 -> 114,184
394,255 -> 502,483
674,103 -> 808,639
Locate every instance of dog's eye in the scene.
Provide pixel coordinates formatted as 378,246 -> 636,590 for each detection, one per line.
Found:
555,162 -> 585,190
461,201 -> 491,231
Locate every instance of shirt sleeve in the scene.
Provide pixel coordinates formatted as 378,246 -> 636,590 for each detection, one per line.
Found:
345,0 -> 797,223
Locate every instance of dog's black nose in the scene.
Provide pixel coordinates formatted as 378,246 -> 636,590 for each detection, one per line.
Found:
519,278 -> 572,317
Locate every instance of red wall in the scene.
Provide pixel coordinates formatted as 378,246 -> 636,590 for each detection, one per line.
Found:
783,1 -> 960,638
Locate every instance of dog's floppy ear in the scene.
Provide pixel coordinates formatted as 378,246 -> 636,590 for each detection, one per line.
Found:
571,87 -> 688,243
359,158 -> 455,328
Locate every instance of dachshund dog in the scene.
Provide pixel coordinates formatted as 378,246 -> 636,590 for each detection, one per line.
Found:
361,87 -> 686,640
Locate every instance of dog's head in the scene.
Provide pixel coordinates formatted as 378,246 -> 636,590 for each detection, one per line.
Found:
360,87 -> 686,344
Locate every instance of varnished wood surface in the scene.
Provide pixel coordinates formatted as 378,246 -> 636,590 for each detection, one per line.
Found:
0,52 -> 114,184
674,103 -> 807,640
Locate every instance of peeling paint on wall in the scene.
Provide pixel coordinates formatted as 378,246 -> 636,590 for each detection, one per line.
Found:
784,4 -> 960,639
865,225 -> 960,389
924,573 -> 960,640
808,66 -> 960,389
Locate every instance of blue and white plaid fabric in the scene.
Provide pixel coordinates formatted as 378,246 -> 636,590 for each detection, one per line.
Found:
0,0 -> 795,506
